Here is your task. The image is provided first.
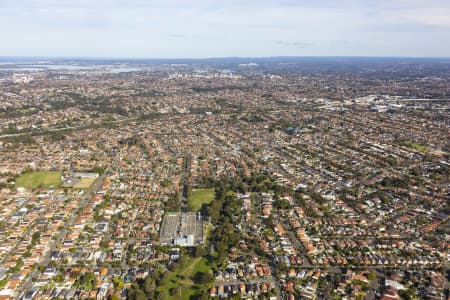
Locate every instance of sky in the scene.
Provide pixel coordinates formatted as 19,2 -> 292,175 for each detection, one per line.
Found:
0,0 -> 449,58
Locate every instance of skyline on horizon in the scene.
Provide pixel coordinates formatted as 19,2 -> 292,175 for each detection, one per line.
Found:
1,0 -> 450,58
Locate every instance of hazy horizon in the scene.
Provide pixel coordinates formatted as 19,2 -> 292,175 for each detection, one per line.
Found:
1,55 -> 450,62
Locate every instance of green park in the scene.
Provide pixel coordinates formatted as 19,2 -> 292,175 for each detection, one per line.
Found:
15,171 -> 62,189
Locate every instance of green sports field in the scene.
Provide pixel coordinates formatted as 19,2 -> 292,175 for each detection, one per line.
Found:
187,188 -> 215,211
15,171 -> 62,189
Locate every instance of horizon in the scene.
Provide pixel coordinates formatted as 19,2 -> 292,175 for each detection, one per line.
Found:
1,55 -> 450,61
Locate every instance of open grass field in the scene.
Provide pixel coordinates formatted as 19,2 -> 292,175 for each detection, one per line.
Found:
401,141 -> 428,152
73,177 -> 96,189
156,257 -> 212,299
431,150 -> 447,156
187,188 -> 215,211
15,171 -> 62,189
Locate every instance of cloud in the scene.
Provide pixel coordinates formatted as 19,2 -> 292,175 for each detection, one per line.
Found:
275,41 -> 316,48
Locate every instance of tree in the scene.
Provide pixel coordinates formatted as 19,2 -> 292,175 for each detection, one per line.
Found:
194,246 -> 207,257
165,193 -> 181,211
112,277 -> 124,289
91,166 -> 105,175
74,272 -> 95,291
169,287 -> 178,296
143,275 -> 156,296
11,258 -> 23,273
0,278 -> 8,289
156,291 -> 167,300
134,289 -> 147,300
193,272 -> 213,285
100,237 -> 110,249
367,271 -> 377,281
193,290 -> 210,300
127,285 -> 147,300
398,288 -> 418,300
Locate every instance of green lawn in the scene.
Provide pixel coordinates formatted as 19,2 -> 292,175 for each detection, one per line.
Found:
156,257 -> 212,299
401,141 -> 428,152
187,257 -> 210,276
187,188 -> 215,211
73,177 -> 96,189
411,144 -> 428,152
15,171 -> 62,189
